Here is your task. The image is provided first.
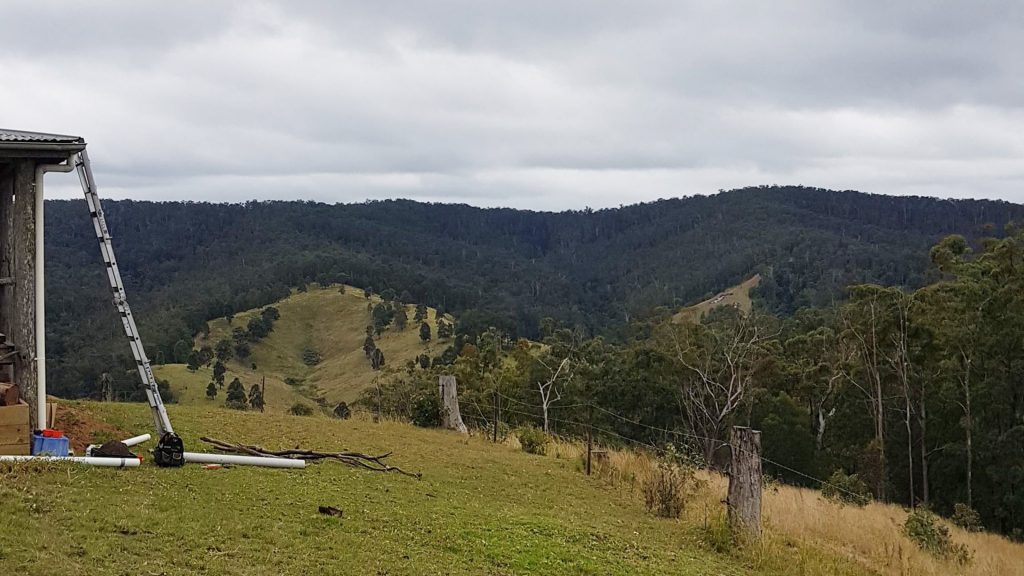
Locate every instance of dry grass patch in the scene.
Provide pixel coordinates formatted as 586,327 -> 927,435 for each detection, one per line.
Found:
528,435 -> 1024,576
675,274 -> 761,323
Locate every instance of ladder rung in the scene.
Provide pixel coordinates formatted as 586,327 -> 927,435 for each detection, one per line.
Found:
76,149 -> 173,436
0,277 -> 12,286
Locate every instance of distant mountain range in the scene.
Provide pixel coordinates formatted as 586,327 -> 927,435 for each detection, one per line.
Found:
44,185 -> 1024,398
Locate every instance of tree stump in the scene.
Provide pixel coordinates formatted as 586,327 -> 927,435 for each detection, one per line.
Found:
438,375 -> 467,434
727,426 -> 762,541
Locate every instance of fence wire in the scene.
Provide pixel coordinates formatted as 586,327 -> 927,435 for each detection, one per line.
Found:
472,395 -> 870,503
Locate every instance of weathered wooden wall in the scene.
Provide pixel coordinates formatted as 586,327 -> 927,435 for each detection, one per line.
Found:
0,163 -> 13,337
0,160 -> 38,429
0,163 -> 15,387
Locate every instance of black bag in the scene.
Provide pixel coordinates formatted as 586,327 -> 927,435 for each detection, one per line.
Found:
154,432 -> 185,467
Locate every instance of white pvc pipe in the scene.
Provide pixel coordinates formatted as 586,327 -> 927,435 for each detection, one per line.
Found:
33,155 -> 75,429
183,452 -> 306,469
121,433 -> 151,447
0,455 -> 140,467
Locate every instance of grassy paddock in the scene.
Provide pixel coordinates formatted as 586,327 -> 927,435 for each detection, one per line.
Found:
7,402 -> 1019,575
167,284 -> 449,412
0,402 -> 746,575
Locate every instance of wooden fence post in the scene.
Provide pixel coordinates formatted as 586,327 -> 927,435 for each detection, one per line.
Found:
492,389 -> 499,443
586,404 -> 593,476
438,375 -> 468,434
727,426 -> 762,541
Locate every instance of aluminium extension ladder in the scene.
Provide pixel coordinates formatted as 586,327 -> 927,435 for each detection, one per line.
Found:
74,150 -> 174,437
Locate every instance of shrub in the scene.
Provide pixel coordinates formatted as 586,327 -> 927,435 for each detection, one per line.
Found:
952,503 -> 982,532
302,348 -> 322,366
288,402 -> 314,416
333,402 -> 352,420
490,420 -> 511,443
516,426 -> 549,455
821,469 -> 872,507
284,377 -> 303,386
642,447 -> 699,519
904,508 -> 972,565
411,394 -> 441,428
224,378 -> 248,410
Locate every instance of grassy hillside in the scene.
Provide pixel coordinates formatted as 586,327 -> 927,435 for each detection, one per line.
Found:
7,401 -> 1021,575
0,401 -> 853,575
156,285 -> 450,412
674,274 -> 761,324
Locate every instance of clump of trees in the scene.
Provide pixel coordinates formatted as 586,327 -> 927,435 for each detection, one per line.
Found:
183,307 -> 282,408
225,378 -> 248,410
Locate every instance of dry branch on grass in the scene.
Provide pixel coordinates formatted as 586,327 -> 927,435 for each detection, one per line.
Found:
199,436 -> 422,479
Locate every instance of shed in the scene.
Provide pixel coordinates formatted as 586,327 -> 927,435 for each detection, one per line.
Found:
0,129 -> 86,432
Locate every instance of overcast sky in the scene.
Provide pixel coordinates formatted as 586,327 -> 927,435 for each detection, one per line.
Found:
2,1 -> 1022,210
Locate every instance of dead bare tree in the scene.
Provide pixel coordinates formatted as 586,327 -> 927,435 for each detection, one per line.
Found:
667,310 -> 774,465
536,356 -> 570,433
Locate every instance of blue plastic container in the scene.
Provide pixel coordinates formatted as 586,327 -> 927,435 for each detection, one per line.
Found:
31,433 -> 69,456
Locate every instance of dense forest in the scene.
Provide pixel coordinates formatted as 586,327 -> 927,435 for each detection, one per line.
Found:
45,185 -> 1024,401
369,227 -> 1024,537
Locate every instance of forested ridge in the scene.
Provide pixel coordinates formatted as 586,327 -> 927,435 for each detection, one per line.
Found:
45,185 -> 1023,399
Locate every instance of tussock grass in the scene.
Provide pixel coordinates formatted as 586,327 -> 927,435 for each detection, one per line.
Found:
534,434 -> 1024,576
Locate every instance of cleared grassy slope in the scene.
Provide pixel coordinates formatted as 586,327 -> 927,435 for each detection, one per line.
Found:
9,401 -> 1012,575
0,401 -> 774,576
156,285 -> 450,412
674,274 -> 761,324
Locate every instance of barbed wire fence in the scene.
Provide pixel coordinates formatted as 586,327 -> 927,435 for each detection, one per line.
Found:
468,389 -> 870,504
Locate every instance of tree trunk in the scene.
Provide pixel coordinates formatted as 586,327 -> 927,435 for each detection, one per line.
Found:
965,381 -> 973,509
874,385 -> 886,501
815,403 -> 826,451
438,375 -> 467,434
919,393 -> 929,506
727,427 -> 762,541
904,390 -> 915,508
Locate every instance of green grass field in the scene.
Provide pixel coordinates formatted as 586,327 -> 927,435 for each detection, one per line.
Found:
0,401 -> 776,576
156,285 -> 450,413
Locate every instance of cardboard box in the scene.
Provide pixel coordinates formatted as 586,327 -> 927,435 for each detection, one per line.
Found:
0,400 -> 29,455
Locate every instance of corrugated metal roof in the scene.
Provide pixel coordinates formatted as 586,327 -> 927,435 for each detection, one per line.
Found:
0,128 -> 83,143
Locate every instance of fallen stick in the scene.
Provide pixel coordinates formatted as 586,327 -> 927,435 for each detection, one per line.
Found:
199,437 -> 421,479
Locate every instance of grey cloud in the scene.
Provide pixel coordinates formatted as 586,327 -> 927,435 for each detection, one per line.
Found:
2,1 -> 1022,210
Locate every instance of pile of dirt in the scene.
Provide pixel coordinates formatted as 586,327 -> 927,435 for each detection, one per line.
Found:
53,404 -> 129,454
